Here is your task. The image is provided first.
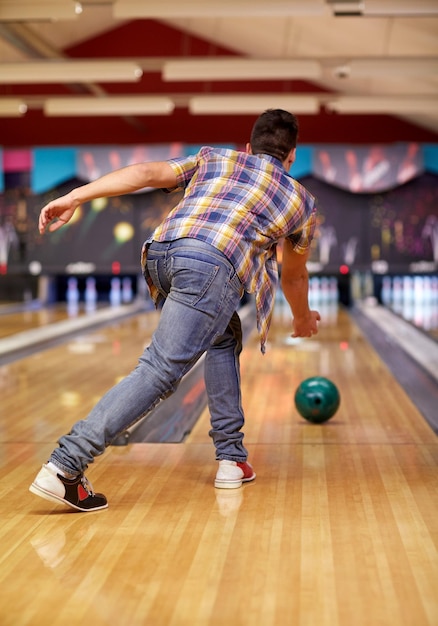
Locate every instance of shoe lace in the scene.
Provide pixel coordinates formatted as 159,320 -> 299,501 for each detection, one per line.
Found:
80,475 -> 95,497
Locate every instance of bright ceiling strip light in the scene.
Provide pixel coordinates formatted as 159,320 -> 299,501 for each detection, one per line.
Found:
189,95 -> 320,115
349,59 -> 438,77
113,0 -> 327,18
0,1 -> 80,21
327,96 -> 438,114
0,98 -> 28,117
44,96 -> 175,116
163,59 -> 322,82
328,0 -> 438,16
329,2 -> 364,16
362,0 -> 438,16
0,62 -> 143,84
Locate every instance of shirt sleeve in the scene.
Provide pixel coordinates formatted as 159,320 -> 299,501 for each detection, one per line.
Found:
162,146 -> 213,193
286,201 -> 317,254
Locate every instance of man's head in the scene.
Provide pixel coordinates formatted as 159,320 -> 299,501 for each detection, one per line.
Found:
248,109 -> 298,167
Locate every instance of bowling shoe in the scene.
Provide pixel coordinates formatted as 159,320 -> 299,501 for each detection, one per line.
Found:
214,459 -> 256,489
30,464 -> 108,512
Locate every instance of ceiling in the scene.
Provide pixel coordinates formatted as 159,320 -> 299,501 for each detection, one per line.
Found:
1,0 -> 438,147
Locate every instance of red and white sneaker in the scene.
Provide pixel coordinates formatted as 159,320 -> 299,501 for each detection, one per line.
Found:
30,464 -> 108,512
214,459 -> 256,489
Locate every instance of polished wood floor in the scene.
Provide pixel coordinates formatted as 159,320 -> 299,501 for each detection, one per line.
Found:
0,303 -> 94,339
0,301 -> 437,626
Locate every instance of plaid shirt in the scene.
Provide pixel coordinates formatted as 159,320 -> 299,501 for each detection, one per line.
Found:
142,146 -> 316,352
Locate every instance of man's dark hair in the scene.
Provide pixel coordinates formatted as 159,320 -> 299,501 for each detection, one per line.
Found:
250,109 -> 299,162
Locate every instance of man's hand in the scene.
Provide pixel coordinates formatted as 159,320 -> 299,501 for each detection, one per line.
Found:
292,310 -> 321,338
39,193 -> 78,234
281,240 -> 321,338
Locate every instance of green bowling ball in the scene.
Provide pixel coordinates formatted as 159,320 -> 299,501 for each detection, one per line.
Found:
294,376 -> 340,423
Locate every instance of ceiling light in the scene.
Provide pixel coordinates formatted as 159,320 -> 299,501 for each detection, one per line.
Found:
44,97 -> 175,116
189,95 -> 320,115
349,59 -> 438,77
327,96 -> 438,114
328,2 -> 364,17
163,59 -> 321,82
362,0 -> 438,16
113,0 -> 327,18
0,1 -> 80,21
0,62 -> 143,84
0,99 -> 27,117
327,0 -> 438,16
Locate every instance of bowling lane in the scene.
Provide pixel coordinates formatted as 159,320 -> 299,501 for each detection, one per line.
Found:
188,300 -> 437,448
0,298 -> 153,367
1,290 -> 435,448
0,303 -> 102,340
0,309 -> 161,443
1,298 -> 437,626
377,274 -> 438,341
0,275 -> 142,341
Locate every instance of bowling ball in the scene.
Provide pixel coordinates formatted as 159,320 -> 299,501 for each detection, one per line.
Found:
294,376 -> 340,423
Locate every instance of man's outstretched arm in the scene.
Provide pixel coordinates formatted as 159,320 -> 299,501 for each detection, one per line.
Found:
39,161 -> 177,233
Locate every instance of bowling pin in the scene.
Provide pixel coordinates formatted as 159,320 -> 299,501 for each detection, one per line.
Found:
110,277 -> 122,307
320,277 -> 330,304
329,277 -> 338,304
400,276 -> 414,321
392,276 -> 403,314
66,277 -> 79,317
308,277 -> 315,309
122,277 -> 133,303
85,277 -> 97,313
381,276 -> 392,306
274,285 -> 285,322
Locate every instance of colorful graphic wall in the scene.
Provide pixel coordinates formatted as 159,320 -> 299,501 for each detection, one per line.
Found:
0,143 -> 437,279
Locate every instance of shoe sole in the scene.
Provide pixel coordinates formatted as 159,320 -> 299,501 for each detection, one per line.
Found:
29,482 -> 108,512
214,473 -> 256,490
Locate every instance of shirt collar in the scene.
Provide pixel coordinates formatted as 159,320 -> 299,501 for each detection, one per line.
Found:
256,153 -> 287,170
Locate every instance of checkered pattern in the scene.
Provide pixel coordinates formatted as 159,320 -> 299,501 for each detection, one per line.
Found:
143,147 -> 316,352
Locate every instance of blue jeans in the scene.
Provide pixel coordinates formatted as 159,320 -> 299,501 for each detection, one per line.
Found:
51,238 -> 248,475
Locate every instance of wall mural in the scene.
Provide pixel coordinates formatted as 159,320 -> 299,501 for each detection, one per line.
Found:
301,173 -> 437,274
0,144 -> 437,282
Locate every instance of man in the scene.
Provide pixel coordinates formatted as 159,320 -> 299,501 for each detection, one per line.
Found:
30,109 -> 320,512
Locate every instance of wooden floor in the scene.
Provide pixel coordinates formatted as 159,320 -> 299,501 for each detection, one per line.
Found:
0,302 -> 437,626
0,303 -> 96,339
